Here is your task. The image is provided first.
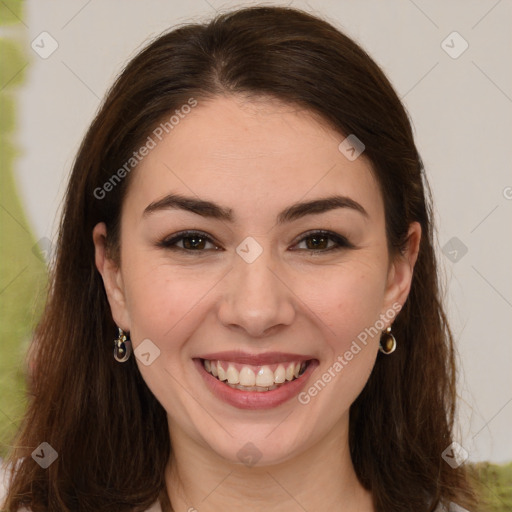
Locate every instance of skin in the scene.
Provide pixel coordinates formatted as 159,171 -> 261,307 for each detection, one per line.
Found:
93,95 -> 421,511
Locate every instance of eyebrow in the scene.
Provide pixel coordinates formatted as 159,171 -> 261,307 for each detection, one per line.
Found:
143,193 -> 368,224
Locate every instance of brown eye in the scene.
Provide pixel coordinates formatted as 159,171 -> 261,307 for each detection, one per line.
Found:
181,235 -> 208,250
159,231 -> 219,252
292,230 -> 354,252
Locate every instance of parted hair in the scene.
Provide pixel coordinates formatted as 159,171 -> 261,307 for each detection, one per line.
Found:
3,6 -> 476,511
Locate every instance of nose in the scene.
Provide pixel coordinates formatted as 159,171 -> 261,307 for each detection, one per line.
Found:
217,245 -> 296,338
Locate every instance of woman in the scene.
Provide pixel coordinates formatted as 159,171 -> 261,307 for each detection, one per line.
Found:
2,6 -> 477,511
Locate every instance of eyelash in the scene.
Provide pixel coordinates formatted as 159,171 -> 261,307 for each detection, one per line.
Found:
158,229 -> 354,254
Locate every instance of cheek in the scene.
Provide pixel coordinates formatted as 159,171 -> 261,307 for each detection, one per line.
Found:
120,254 -> 221,349
122,249 -> 387,351
294,263 -> 384,419
297,258 -> 388,349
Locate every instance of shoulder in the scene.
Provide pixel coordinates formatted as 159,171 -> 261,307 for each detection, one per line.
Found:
3,463 -> 468,512
146,500 -> 163,511
1,460 -> 161,512
0,461 -> 8,509
0,459 -> 30,512
436,502 -> 472,512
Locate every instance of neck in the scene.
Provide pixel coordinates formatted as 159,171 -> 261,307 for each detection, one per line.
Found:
164,414 -> 374,512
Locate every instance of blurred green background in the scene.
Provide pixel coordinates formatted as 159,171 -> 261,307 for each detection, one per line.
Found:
0,0 -> 48,460
0,1 -> 510,510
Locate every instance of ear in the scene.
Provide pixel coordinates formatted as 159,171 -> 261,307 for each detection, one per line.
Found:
92,222 -> 131,331
382,222 -> 422,320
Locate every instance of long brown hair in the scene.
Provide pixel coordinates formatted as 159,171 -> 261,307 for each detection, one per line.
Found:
3,6 -> 477,511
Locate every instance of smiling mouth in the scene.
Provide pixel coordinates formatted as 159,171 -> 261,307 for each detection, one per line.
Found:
200,359 -> 311,392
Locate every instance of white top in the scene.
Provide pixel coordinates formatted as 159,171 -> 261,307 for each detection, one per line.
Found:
0,460 -> 469,512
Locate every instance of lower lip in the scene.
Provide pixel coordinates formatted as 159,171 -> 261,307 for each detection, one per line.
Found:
194,358 -> 318,410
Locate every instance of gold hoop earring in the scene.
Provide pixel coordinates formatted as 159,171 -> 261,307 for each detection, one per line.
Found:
114,328 -> 132,362
379,326 -> 397,355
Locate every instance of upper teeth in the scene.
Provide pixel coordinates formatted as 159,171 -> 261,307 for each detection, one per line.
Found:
203,360 -> 306,387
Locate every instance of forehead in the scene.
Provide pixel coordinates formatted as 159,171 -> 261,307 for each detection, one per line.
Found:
124,95 -> 383,223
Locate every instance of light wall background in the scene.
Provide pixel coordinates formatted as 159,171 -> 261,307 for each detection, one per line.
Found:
11,0 -> 512,462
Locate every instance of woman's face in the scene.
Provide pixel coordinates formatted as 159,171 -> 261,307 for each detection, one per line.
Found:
94,95 -> 419,466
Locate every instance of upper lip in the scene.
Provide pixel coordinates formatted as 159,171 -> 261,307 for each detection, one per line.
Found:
196,351 -> 314,365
